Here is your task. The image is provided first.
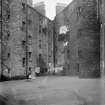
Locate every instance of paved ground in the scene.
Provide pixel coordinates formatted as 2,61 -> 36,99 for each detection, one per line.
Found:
0,76 -> 104,105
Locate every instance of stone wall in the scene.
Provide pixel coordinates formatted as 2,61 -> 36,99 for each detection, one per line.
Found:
100,0 -> 105,76
54,0 -> 100,77
0,0 -> 11,78
0,0 -> 53,79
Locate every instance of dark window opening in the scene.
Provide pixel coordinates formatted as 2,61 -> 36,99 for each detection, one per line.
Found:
42,28 -> 47,35
8,53 -> 10,58
22,58 -> 26,67
7,32 -> 10,40
7,14 -> 10,19
39,40 -> 41,49
39,25 -> 41,33
22,3 -> 26,10
28,35 -> 32,39
77,64 -> 79,72
77,7 -> 82,19
8,68 -> 10,73
21,21 -> 26,31
22,40 -> 26,48
22,21 -> 26,25
29,67 -> 31,72
29,52 -> 32,58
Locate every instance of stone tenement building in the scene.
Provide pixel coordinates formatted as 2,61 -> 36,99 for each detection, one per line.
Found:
0,0 -> 53,79
100,0 -> 105,76
0,0 -> 102,79
54,0 -> 100,77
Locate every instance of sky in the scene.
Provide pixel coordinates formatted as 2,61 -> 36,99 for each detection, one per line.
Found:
33,0 -> 73,20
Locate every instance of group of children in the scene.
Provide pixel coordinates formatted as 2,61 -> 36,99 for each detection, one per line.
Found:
28,63 -> 54,80
28,67 -> 40,80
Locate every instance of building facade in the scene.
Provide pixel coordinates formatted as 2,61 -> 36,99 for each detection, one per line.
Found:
54,0 -> 100,77
0,0 -> 53,79
100,0 -> 105,76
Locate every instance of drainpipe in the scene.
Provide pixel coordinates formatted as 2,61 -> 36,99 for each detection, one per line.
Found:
53,21 -> 56,74
26,0 -> 28,78
0,0 -> 3,80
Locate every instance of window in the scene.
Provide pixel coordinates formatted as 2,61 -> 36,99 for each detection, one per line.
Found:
22,3 -> 26,10
77,6 -> 82,19
7,32 -> 10,40
28,34 -> 32,39
22,21 -> 26,25
8,53 -> 10,58
22,58 -> 26,67
42,27 -> 47,35
39,25 -> 41,33
77,63 -> 79,72
21,21 -> 26,31
22,40 -> 26,48
29,52 -> 32,58
7,12 -> 10,19
29,67 -> 31,72
39,40 -> 41,49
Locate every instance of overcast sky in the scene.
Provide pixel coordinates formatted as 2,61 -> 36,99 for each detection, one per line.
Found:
33,0 -> 73,20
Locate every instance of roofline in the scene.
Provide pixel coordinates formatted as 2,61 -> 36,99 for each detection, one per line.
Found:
54,0 -> 75,20
26,4 -> 52,21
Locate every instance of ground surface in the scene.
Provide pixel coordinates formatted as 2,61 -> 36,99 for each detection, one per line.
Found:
0,76 -> 105,105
